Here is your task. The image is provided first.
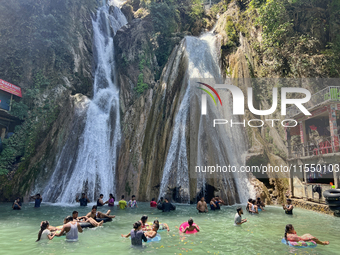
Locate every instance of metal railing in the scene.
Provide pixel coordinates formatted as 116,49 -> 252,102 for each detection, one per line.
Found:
288,135 -> 340,159
287,86 -> 340,118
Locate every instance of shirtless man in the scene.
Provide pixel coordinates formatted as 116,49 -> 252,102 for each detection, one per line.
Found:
197,197 -> 208,213
86,205 -> 116,219
210,198 -> 217,211
55,216 -> 83,241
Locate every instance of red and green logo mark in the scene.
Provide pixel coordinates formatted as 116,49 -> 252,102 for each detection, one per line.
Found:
196,82 -> 222,106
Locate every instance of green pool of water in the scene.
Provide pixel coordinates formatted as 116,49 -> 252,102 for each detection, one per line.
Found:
0,202 -> 339,255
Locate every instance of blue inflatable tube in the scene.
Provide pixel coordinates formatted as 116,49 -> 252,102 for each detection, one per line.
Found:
147,234 -> 161,242
281,238 -> 317,248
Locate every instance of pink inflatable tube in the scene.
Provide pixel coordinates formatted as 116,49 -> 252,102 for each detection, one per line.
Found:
179,222 -> 199,234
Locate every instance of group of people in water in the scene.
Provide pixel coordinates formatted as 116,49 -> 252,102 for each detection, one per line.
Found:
13,193 -> 330,247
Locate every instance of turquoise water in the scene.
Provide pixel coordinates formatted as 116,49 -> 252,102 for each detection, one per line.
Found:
0,203 -> 339,255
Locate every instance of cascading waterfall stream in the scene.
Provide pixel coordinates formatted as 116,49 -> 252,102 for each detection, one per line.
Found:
158,31 -> 255,204
40,2 -> 127,203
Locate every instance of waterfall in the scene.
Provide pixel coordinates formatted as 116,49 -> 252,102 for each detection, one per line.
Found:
40,3 -> 127,203
158,31 -> 255,204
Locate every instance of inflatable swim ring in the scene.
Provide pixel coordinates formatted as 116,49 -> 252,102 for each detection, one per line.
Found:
179,222 -> 199,234
147,233 -> 161,242
281,238 -> 317,248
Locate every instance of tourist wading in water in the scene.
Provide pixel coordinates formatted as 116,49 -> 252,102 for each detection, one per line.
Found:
284,224 -> 329,245
118,195 -> 127,209
158,198 -> 176,212
55,216 -> 83,241
97,194 -> 105,206
197,197 -> 208,213
234,207 -> 247,225
12,198 -> 22,210
124,221 -> 147,247
128,195 -> 138,208
105,194 -> 115,207
36,221 -> 56,241
282,199 -> 293,215
76,193 -> 90,206
121,215 -> 149,238
150,198 -> 157,207
30,194 -> 42,208
256,197 -> 265,211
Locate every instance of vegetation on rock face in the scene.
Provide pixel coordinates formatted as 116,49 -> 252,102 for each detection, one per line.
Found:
0,0 -> 96,198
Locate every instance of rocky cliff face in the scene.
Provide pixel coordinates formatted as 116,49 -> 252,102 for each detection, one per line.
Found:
1,0 -> 339,203
0,0 -> 96,201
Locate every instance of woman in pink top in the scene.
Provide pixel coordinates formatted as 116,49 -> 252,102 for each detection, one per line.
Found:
284,224 -> 329,245
105,194 -> 115,207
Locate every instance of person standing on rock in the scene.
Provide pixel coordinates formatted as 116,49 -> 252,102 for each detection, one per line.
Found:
282,199 -> 293,215
197,197 -> 208,213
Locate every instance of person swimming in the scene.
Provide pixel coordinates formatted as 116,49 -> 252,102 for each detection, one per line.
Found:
183,218 -> 199,233
36,221 -> 56,241
284,224 -> 329,245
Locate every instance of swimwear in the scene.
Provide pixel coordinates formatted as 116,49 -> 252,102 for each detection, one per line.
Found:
210,203 -> 216,210
150,201 -> 157,207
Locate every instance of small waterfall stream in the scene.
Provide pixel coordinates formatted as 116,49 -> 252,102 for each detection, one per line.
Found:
41,3 -> 127,203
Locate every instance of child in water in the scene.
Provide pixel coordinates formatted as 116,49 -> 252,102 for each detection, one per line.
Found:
183,218 -> 199,233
